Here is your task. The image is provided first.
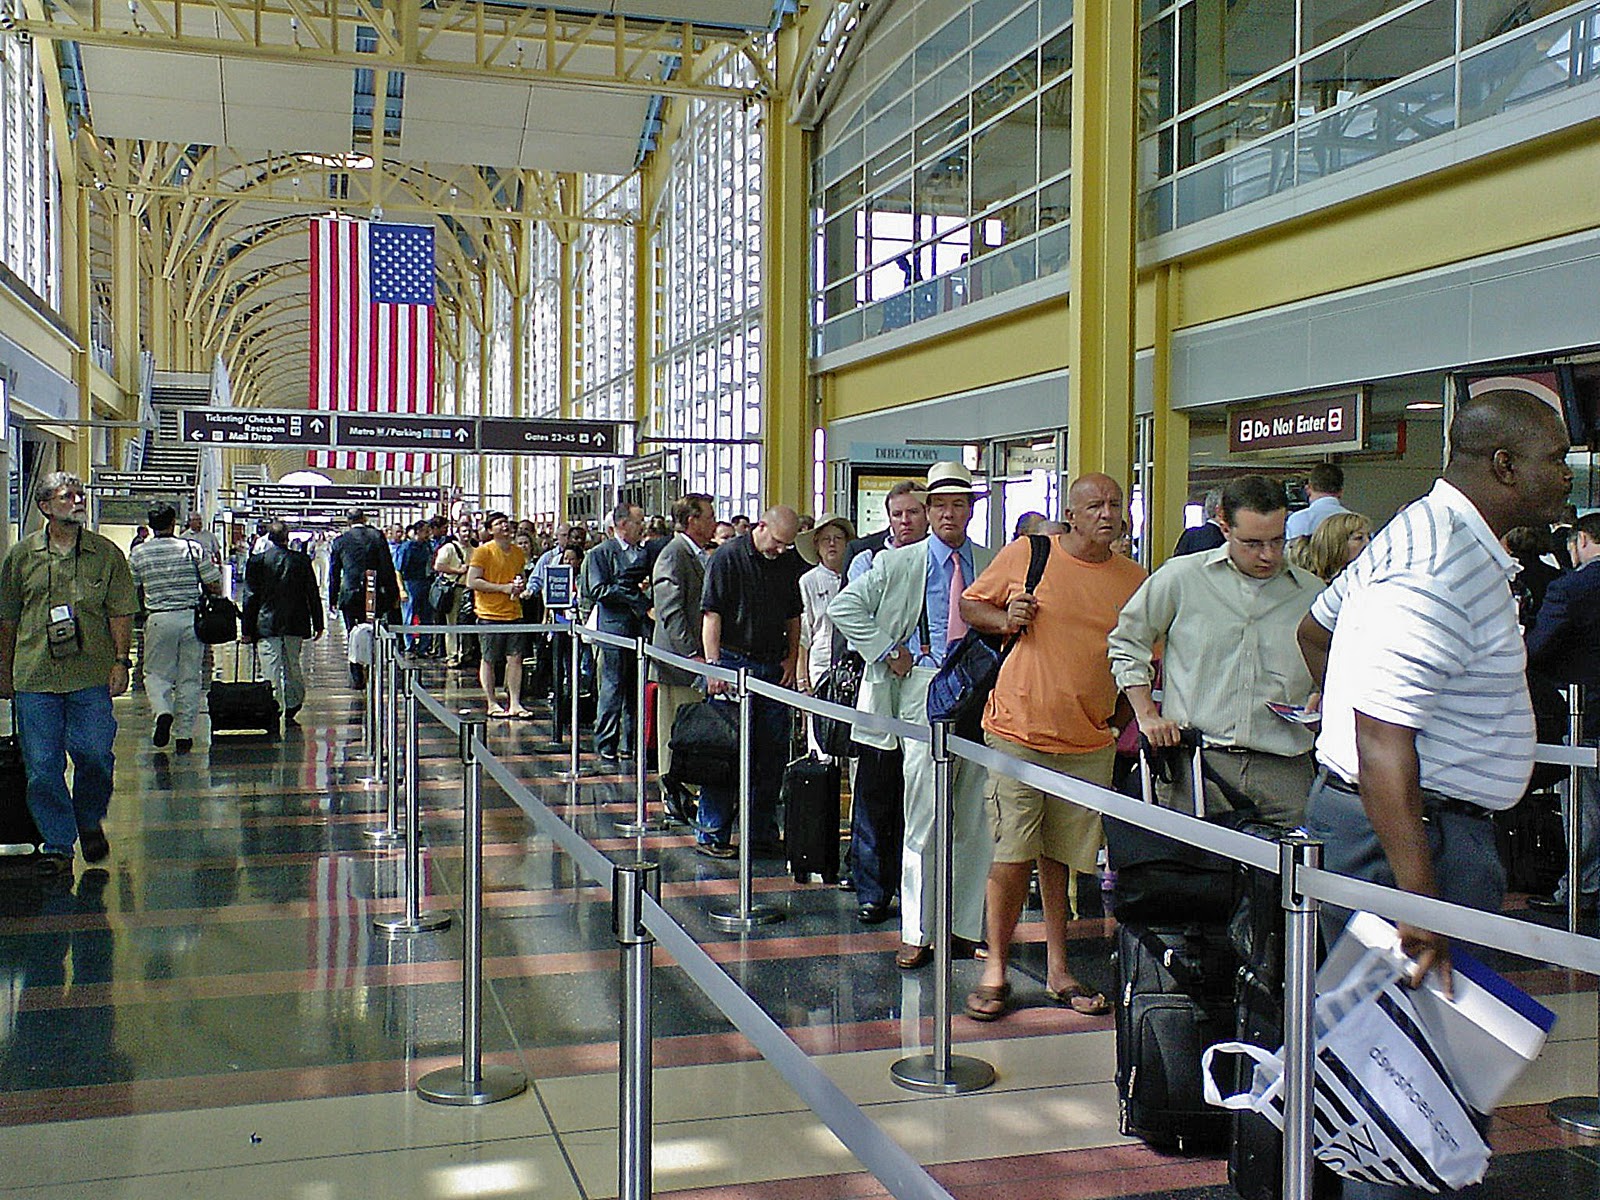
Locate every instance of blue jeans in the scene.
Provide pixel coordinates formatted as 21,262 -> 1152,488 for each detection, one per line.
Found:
697,651 -> 788,846
15,686 -> 118,855
402,579 -> 433,653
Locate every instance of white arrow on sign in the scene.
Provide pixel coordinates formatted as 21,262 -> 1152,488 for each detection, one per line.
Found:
190,431 -> 204,441
311,418 -> 325,431
454,428 -> 470,441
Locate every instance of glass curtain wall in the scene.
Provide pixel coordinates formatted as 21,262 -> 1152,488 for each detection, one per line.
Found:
651,63 -> 766,520
0,30 -> 59,305
569,174 -> 639,519
812,0 -> 1074,356
523,222 -> 562,524
1140,0 -> 1600,234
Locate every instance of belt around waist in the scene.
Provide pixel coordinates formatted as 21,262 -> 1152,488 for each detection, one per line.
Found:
1315,767 -> 1490,821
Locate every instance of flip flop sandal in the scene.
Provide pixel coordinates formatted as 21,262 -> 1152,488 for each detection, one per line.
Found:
488,708 -> 513,718
511,709 -> 539,720
964,982 -> 1012,1022
1047,983 -> 1111,1016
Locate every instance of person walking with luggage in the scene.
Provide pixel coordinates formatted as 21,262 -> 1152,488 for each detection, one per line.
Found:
696,506 -> 804,858
840,482 -> 928,921
328,509 -> 400,687
829,463 -> 995,968
240,521 -> 323,728
1108,475 -> 1322,828
585,503 -> 652,769
0,472 -> 138,872
650,494 -> 717,826
129,503 -> 223,755
959,474 -> 1146,1019
467,512 -> 532,719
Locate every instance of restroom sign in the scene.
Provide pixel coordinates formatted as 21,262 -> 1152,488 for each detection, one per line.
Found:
1228,390 -> 1367,457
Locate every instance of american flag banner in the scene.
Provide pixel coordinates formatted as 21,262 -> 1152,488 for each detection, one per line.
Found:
309,217 -> 437,473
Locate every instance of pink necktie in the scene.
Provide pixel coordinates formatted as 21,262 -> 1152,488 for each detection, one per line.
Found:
947,554 -> 967,644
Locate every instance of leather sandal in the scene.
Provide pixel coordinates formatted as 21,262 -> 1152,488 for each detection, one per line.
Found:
964,982 -> 1012,1021
1047,983 -> 1111,1016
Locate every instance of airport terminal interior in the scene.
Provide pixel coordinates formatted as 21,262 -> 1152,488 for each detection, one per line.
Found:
2,0 -> 1600,1195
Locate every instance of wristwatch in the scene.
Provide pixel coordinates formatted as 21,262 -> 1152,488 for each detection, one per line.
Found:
116,657 -> 133,668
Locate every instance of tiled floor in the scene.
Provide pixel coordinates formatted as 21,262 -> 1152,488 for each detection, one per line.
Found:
0,635 -> 1596,1198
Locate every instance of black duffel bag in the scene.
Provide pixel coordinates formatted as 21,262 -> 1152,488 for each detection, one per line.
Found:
811,652 -> 863,758
665,698 -> 740,789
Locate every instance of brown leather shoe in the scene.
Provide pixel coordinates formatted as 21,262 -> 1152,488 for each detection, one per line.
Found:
895,942 -> 932,970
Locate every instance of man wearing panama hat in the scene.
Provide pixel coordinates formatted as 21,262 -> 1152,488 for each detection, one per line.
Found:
830,461 -> 996,967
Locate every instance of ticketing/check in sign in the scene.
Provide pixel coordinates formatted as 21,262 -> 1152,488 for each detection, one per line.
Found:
1228,390 -> 1367,457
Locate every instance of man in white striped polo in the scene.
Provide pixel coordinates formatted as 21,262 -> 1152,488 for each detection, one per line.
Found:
1300,390 -> 1573,1002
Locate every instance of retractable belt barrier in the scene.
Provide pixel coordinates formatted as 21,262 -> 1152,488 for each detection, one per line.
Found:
381,621 -> 1600,1200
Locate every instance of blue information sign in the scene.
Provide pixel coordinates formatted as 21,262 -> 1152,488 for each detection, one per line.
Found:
543,563 -> 575,609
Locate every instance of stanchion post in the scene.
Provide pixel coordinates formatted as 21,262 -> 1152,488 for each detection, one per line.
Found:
559,627 -> 583,782
366,631 -> 404,844
615,862 -> 661,1200
617,637 -> 667,836
1279,832 -> 1322,1200
417,714 -> 528,1106
710,669 -> 784,931
891,721 -> 995,1094
375,667 -> 451,937
1550,685 -> 1600,1136
359,621 -> 383,781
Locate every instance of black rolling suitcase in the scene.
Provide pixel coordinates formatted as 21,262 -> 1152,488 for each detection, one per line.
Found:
782,754 -> 840,883
0,702 -> 40,860
1109,733 -> 1231,1152
209,645 -> 281,739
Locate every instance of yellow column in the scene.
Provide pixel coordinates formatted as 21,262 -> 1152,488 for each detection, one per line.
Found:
759,31 -> 813,513
1148,264 -> 1189,568
632,218 -> 654,441
509,222 -> 529,511
557,178 -> 579,520
1067,0 -> 1138,487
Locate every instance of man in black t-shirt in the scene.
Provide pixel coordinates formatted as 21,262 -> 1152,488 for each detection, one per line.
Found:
695,506 -> 803,857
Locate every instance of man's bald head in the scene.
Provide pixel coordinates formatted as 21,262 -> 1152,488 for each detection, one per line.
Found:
1063,472 -> 1125,561
752,505 -> 800,558
1068,472 -> 1123,508
1448,390 -> 1568,463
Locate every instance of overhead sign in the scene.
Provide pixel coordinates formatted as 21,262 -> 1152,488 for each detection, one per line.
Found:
335,414 -> 476,453
849,443 -> 965,465
1228,390 -> 1367,457
172,408 -> 631,457
479,418 -> 627,455
183,409 -> 333,447
245,484 -> 445,507
92,471 -> 195,492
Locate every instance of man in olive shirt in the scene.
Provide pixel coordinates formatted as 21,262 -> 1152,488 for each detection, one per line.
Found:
0,472 -> 138,872
1108,474 -> 1321,827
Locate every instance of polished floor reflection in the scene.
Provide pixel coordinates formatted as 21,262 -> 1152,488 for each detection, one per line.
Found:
0,635 -> 1595,1198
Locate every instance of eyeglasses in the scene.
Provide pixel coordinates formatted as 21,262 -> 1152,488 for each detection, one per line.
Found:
1234,537 -> 1286,553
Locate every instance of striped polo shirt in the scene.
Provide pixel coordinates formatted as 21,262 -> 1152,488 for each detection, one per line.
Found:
130,535 -> 222,612
1312,479 -> 1533,810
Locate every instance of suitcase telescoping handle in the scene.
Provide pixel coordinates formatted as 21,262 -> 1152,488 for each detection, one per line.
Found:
1136,728 -> 1205,818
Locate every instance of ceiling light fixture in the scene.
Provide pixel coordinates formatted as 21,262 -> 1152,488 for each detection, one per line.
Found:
1406,401 -> 1444,411
301,152 -> 373,170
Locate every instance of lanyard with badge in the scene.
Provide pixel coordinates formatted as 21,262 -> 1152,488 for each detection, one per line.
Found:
45,529 -> 84,659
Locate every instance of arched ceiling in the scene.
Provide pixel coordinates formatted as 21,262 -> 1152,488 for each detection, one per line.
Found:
13,0 -> 781,460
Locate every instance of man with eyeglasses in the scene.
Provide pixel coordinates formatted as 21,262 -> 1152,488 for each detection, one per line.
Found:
0,473 -> 138,873
1108,474 -> 1321,827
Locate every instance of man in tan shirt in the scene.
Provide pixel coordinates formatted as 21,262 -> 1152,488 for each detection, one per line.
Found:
1108,474 -> 1321,827
959,474 -> 1146,1020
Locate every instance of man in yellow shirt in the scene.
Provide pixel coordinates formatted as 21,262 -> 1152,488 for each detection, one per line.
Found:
466,512 -> 530,718
958,474 -> 1146,1020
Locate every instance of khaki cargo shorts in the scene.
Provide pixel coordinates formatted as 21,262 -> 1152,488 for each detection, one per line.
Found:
983,730 -> 1115,870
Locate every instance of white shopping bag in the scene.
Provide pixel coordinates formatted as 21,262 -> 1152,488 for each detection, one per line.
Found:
1203,913 -> 1552,1193
347,621 -> 375,666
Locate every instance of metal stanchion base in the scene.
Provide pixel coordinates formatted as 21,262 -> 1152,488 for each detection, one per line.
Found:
889,1053 -> 997,1095
708,904 -> 785,931
530,742 -> 567,755
373,912 -> 452,938
362,826 -> 405,845
615,817 -> 669,835
1549,1096 -> 1600,1137
416,1064 -> 528,1106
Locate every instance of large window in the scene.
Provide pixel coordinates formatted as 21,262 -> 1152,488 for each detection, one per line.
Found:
0,31 -> 60,305
811,0 -> 1073,356
1140,0 -> 1600,234
651,66 -> 766,520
